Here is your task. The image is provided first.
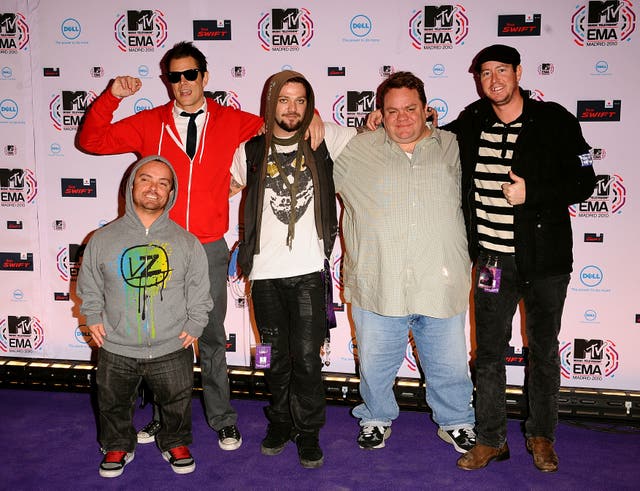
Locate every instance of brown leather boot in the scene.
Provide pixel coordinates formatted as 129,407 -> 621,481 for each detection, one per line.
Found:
526,437 -> 559,472
456,443 -> 510,470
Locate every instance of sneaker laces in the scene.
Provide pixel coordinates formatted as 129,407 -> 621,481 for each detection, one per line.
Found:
457,428 -> 475,443
220,426 -> 240,439
361,425 -> 380,437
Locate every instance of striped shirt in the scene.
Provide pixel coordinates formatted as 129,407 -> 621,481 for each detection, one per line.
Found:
474,120 -> 522,254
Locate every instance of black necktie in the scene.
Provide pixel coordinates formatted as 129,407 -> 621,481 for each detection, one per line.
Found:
180,109 -> 203,159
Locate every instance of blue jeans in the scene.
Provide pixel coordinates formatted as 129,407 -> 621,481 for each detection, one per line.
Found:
474,251 -> 570,447
352,307 -> 474,429
96,347 -> 194,453
251,272 -> 326,434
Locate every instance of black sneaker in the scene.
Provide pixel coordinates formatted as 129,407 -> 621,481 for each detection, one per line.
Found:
357,425 -> 391,449
162,445 -> 196,474
218,424 -> 242,451
137,420 -> 161,444
99,450 -> 134,478
261,423 -> 292,456
294,433 -> 323,469
437,427 -> 476,453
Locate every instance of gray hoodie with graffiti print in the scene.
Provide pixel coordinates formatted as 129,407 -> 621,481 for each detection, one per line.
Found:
77,155 -> 212,359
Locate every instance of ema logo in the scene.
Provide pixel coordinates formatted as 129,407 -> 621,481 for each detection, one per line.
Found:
529,89 -> 545,102
404,337 -> 418,372
0,252 -> 33,271
193,20 -> 231,41
0,12 -> 29,53
0,316 -> 44,353
207,90 -> 241,110
258,8 -> 314,52
409,4 -> 469,50
114,10 -> 168,53
49,90 -> 98,131
332,90 -> 375,127
56,243 -> 85,282
60,18 -> 81,40
498,14 -> 541,36
332,256 -> 343,290
570,173 -> 626,218
0,168 -> 37,207
571,0 -> 636,47
537,63 -> 555,75
560,338 -> 619,381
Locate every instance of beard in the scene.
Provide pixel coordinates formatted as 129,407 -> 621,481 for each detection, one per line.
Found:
275,113 -> 304,133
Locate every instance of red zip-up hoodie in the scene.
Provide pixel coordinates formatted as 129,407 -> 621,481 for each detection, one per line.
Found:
78,91 -> 263,243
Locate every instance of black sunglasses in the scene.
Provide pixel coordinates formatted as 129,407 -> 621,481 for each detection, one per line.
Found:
166,69 -> 201,84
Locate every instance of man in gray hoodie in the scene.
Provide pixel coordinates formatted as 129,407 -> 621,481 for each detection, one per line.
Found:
78,155 -> 213,478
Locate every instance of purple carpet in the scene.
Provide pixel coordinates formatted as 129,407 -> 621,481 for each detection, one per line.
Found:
1,388 -> 637,490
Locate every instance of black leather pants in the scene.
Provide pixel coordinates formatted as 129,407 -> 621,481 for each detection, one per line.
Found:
251,271 -> 327,433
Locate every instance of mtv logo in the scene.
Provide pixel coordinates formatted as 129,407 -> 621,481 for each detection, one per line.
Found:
62,91 -> 89,111
424,5 -> 455,28
272,8 -> 300,30
588,0 -> 621,24
210,91 -> 232,106
573,338 -> 606,361
8,315 -> 33,335
0,168 -> 24,188
346,91 -> 375,112
127,10 -> 155,32
594,174 -> 612,197
0,13 -> 17,34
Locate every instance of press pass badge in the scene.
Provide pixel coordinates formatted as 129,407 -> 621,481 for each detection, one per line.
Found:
255,343 -> 271,369
477,255 -> 502,293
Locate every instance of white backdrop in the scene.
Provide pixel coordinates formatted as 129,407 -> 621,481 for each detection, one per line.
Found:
1,0 -> 638,391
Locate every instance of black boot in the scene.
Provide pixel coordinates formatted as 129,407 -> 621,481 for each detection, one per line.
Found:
294,431 -> 323,468
261,423 -> 292,456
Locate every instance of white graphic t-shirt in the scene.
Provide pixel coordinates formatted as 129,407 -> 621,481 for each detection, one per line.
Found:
231,123 -> 356,280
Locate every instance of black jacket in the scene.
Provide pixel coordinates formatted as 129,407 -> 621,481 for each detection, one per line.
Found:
237,136 -> 338,276
444,89 -> 597,280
